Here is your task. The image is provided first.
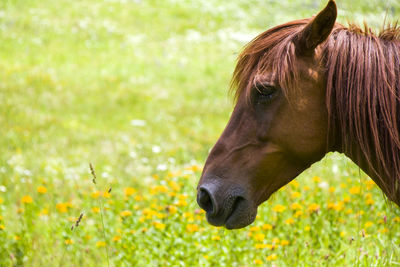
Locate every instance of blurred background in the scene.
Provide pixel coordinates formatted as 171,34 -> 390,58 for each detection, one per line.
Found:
1,0 -> 399,266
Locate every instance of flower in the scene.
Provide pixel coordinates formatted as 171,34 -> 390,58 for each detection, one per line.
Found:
262,224 -> 273,230
366,198 -> 375,205
255,243 -> 268,249
0,225 -> 4,230
37,186 -> 47,194
120,210 -> 132,217
329,186 -> 336,193
304,226 -> 311,231
308,203 -> 320,213
250,226 -> 261,232
312,176 -> 321,182
186,224 -> 199,232
254,259 -> 263,264
253,233 -> 265,241
96,241 -> 106,247
39,208 -> 49,216
349,186 -> 360,195
364,221 -> 373,228
290,203 -> 302,210
291,192 -> 301,199
281,240 -> 290,246
285,218 -> 295,225
289,180 -> 299,188
21,195 -> 33,204
294,210 -> 303,218
65,239 -> 74,245
113,236 -> 122,242
92,207 -> 100,213
124,187 -> 136,197
91,191 -> 101,199
167,205 -> 178,214
153,221 -> 166,230
266,254 -> 277,261
0,197 -> 3,204
212,235 -> 221,241
56,203 -> 68,213
272,204 -> 286,213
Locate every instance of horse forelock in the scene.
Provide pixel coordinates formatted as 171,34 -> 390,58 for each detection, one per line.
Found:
231,18 -> 400,204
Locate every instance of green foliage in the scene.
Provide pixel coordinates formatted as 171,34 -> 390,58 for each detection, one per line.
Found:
0,0 -> 399,265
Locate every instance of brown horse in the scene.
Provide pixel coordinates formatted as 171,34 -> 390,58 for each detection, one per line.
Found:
197,0 -> 400,229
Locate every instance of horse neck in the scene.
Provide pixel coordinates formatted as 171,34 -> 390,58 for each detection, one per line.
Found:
324,28 -> 400,206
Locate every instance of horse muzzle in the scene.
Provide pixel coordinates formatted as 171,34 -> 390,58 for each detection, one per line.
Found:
196,178 -> 257,229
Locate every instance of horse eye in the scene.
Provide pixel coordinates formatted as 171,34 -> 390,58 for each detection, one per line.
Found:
253,83 -> 278,104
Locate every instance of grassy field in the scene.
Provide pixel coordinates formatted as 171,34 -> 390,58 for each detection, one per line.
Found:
1,0 -> 400,265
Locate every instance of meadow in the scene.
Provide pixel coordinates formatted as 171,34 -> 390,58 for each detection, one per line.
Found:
1,0 -> 400,265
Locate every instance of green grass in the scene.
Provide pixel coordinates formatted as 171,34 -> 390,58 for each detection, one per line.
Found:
0,0 -> 400,265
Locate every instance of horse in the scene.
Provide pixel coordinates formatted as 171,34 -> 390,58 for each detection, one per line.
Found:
196,0 -> 400,229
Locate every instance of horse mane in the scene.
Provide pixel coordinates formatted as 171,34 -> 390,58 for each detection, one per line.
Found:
232,19 -> 400,203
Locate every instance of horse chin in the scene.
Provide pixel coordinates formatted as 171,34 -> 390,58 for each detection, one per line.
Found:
225,200 -> 258,230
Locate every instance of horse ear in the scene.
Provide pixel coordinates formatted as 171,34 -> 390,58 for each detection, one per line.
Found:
294,0 -> 337,56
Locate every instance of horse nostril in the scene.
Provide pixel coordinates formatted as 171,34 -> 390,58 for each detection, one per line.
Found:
197,187 -> 215,215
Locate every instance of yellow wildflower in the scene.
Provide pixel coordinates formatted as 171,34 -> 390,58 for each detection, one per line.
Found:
329,186 -> 335,193
120,210 -> 132,217
304,226 -> 311,231
91,191 -> 101,199
92,207 -> 100,213
21,195 -> 33,204
253,233 -> 265,241
186,224 -> 199,232
349,186 -> 360,195
262,224 -> 273,230
294,210 -> 303,218
379,228 -> 389,233
39,208 -> 49,216
167,205 -> 178,214
212,235 -> 221,241
340,231 -> 346,237
113,236 -> 122,242
255,243 -> 268,249
312,176 -> 321,182
364,221 -> 373,228
0,225 -> 4,230
281,240 -> 290,246
366,198 -> 375,205
285,218 -> 295,225
289,180 -> 299,188
0,197 -> 3,204
366,180 -> 375,190
266,254 -> 277,261
56,203 -> 68,213
393,217 -> 400,222
303,186 -> 310,191
254,259 -> 263,264
103,191 -> 111,198
308,203 -> 320,212
291,191 -> 301,199
134,195 -> 143,201
153,221 -> 166,230
340,183 -> 347,188
250,226 -> 261,232
290,203 -> 302,210
124,187 -> 136,197
272,204 -> 286,213
14,236 -> 21,241
65,239 -> 74,245
96,241 -> 106,247
37,186 -> 47,194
